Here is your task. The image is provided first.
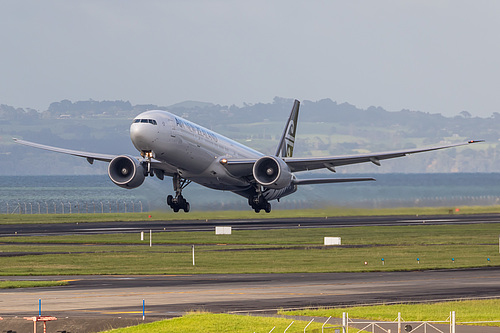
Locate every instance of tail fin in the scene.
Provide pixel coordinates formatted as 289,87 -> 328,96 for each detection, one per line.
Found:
275,99 -> 300,157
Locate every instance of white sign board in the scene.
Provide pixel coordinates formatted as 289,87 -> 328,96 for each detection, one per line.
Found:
215,226 -> 232,235
324,237 -> 341,245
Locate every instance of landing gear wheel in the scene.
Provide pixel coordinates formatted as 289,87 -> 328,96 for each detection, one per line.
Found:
250,195 -> 271,213
167,193 -> 191,213
264,202 -> 271,213
166,174 -> 192,213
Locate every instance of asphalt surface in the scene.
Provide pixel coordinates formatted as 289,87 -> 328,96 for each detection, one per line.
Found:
1,214 -> 500,332
2,268 -> 500,317
3,213 -> 500,236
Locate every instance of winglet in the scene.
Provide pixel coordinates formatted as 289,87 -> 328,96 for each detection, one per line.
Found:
275,100 -> 300,157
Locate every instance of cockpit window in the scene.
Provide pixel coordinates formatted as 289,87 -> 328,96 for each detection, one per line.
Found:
133,118 -> 157,125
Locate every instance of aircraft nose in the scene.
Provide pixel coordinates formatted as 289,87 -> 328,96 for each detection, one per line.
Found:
130,122 -> 156,151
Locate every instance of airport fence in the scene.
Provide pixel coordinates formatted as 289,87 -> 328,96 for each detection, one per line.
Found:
0,200 -> 151,214
320,311 -> 500,333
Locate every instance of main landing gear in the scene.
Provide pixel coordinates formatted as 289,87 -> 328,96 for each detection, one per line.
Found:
249,195 -> 271,213
167,174 -> 191,212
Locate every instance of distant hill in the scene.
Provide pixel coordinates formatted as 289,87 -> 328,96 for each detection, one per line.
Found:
0,97 -> 496,175
168,100 -> 215,109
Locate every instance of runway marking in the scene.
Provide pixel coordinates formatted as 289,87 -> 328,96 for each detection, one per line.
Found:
80,228 -> 142,231
103,311 -> 146,314
396,219 -> 459,222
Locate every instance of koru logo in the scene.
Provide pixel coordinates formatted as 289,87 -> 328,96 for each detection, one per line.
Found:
287,120 -> 295,136
284,120 -> 295,156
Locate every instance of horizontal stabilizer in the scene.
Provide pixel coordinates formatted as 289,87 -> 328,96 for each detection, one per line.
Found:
293,177 -> 375,185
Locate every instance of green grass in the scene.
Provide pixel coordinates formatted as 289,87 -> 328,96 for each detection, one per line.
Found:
0,223 -> 499,275
0,280 -> 69,288
99,312 -> 353,333
279,299 -> 500,326
1,205 -> 500,224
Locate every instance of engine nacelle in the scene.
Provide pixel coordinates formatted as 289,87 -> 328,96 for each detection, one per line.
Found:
253,156 -> 293,189
108,155 -> 146,189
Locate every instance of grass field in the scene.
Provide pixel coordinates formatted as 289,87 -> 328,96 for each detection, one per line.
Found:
100,312 -> 346,333
0,222 -> 498,275
0,280 -> 68,288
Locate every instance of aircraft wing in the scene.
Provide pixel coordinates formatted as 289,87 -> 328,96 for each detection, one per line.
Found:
222,140 -> 483,177
283,140 -> 483,173
13,138 -> 117,163
14,138 -> 177,175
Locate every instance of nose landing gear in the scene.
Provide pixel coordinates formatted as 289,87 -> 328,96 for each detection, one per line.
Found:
141,151 -> 155,177
167,174 -> 191,212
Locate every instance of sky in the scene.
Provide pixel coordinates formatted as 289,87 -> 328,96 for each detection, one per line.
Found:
1,1 -> 499,117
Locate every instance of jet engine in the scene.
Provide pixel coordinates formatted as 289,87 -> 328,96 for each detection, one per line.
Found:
108,155 -> 146,189
253,156 -> 292,189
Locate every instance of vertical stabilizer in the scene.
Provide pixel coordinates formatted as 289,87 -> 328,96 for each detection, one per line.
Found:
274,99 -> 300,157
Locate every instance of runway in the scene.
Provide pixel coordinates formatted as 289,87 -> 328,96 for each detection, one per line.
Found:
2,268 -> 500,318
2,213 -> 500,236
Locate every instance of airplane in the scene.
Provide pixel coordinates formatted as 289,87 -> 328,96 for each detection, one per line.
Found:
14,100 -> 483,213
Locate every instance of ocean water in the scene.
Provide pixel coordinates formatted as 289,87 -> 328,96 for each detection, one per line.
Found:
1,173 -> 500,214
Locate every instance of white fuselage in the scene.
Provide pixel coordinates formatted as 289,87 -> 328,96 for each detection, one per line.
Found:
130,110 -> 264,191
